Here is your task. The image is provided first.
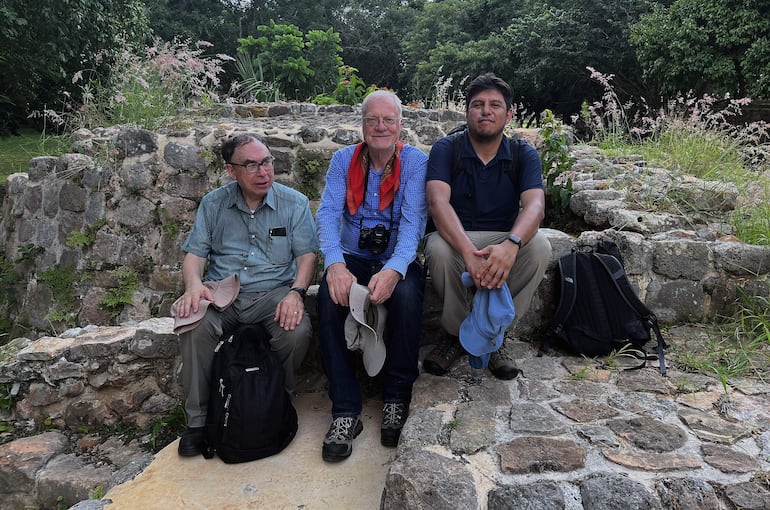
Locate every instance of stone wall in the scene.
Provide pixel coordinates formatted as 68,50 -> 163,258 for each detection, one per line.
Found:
1,102 -> 769,435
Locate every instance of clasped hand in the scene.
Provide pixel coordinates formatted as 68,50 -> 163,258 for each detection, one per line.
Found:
466,242 -> 517,290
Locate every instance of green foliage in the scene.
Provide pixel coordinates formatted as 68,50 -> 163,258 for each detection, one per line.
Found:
16,244 -> 44,267
304,28 -> 344,96
313,66 -> 377,106
630,0 -> 770,98
237,21 -> 343,101
0,383 -> 15,411
88,486 -> 106,500
0,131 -> 70,181
149,403 -> 187,452
66,220 -> 106,249
233,53 -> 281,102
0,0 -> 150,128
67,38 -> 233,130
0,253 -> 21,306
329,0 -> 417,90
100,266 -> 139,318
294,148 -> 328,200
503,0 -> 654,114
733,194 -> 770,246
584,67 -> 770,244
38,265 -> 77,323
539,109 -> 575,229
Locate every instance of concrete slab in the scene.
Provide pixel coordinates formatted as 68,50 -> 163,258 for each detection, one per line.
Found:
104,391 -> 395,509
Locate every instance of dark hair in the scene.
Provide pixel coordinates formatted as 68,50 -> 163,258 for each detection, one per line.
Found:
220,134 -> 268,163
464,73 -> 513,111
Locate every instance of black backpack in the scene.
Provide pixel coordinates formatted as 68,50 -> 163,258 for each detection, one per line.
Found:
202,324 -> 298,463
540,239 -> 667,375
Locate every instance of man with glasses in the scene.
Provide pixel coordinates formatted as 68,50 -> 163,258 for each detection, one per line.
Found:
174,134 -> 318,457
315,90 -> 427,461
423,72 -> 551,380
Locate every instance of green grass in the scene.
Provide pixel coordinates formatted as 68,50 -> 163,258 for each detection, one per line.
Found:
0,131 -> 69,182
597,127 -> 770,246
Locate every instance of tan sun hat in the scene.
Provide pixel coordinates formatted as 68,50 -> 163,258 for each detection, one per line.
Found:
171,273 -> 240,334
344,282 -> 387,376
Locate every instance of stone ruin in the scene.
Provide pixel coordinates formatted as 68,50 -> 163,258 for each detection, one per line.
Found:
0,102 -> 769,508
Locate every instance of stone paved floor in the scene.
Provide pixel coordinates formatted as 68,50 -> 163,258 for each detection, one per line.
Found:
94,338 -> 770,509
381,340 -> 770,509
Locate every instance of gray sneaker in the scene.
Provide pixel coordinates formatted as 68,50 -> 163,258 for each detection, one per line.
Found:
380,402 -> 408,447
322,416 -> 363,462
488,342 -> 522,380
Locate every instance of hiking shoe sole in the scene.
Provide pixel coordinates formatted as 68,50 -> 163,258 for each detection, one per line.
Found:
322,416 -> 363,462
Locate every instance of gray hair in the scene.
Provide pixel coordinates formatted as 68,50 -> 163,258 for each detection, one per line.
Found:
362,90 -> 402,119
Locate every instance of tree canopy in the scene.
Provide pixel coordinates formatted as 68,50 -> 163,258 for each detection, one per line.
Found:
0,0 -> 150,129
630,0 -> 770,98
2,0 -> 768,129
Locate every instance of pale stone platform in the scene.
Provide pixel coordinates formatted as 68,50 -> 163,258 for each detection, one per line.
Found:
103,391 -> 395,509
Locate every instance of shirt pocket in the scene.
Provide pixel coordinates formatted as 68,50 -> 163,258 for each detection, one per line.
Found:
268,227 -> 291,264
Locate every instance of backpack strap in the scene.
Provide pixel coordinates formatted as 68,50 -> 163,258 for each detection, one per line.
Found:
595,254 -> 667,375
449,127 -> 521,231
539,250 -> 578,356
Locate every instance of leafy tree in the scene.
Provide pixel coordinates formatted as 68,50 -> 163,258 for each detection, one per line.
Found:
401,0 -> 486,100
238,21 -> 344,100
145,0 -> 240,54
0,0 -> 150,129
328,0 -> 421,91
630,0 -> 770,98
502,0 -> 656,117
399,0 -> 656,118
305,28 -> 344,96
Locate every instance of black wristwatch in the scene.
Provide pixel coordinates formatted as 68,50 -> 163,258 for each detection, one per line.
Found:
506,234 -> 523,249
290,287 -> 307,299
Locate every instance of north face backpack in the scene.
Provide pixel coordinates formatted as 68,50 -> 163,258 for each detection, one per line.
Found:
540,239 -> 667,375
202,324 -> 298,463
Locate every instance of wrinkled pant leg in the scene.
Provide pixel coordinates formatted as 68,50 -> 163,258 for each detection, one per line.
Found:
317,274 -> 363,417
233,287 -> 312,392
179,306 -> 238,428
381,261 -> 424,404
505,230 -> 552,320
424,231 -> 470,336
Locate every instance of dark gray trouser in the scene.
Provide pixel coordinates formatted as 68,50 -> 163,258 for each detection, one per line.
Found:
179,286 -> 312,427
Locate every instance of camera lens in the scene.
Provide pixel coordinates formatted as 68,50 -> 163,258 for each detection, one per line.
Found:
358,224 -> 390,255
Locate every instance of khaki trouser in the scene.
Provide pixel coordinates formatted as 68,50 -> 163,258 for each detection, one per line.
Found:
424,230 -> 551,336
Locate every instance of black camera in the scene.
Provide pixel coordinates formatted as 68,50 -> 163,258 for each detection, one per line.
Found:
358,223 -> 391,255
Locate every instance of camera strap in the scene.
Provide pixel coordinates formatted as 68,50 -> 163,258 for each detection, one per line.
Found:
357,165 -> 394,233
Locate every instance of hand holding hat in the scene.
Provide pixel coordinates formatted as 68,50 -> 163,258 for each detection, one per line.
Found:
459,271 -> 515,357
344,282 -> 387,376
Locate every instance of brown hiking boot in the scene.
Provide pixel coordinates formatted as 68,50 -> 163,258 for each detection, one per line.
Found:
423,333 -> 463,376
488,342 -> 522,380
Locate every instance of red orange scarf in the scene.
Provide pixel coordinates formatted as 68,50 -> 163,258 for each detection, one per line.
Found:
345,141 -> 403,215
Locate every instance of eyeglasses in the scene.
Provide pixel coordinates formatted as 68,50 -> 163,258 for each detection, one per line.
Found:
363,116 -> 400,127
229,156 -> 275,173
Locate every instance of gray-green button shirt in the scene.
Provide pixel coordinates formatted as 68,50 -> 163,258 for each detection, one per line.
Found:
183,182 -> 318,293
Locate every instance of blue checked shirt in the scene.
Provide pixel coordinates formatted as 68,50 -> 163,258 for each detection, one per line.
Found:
316,144 -> 428,277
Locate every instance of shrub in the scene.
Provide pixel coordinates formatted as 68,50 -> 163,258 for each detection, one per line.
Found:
48,38 -> 233,131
